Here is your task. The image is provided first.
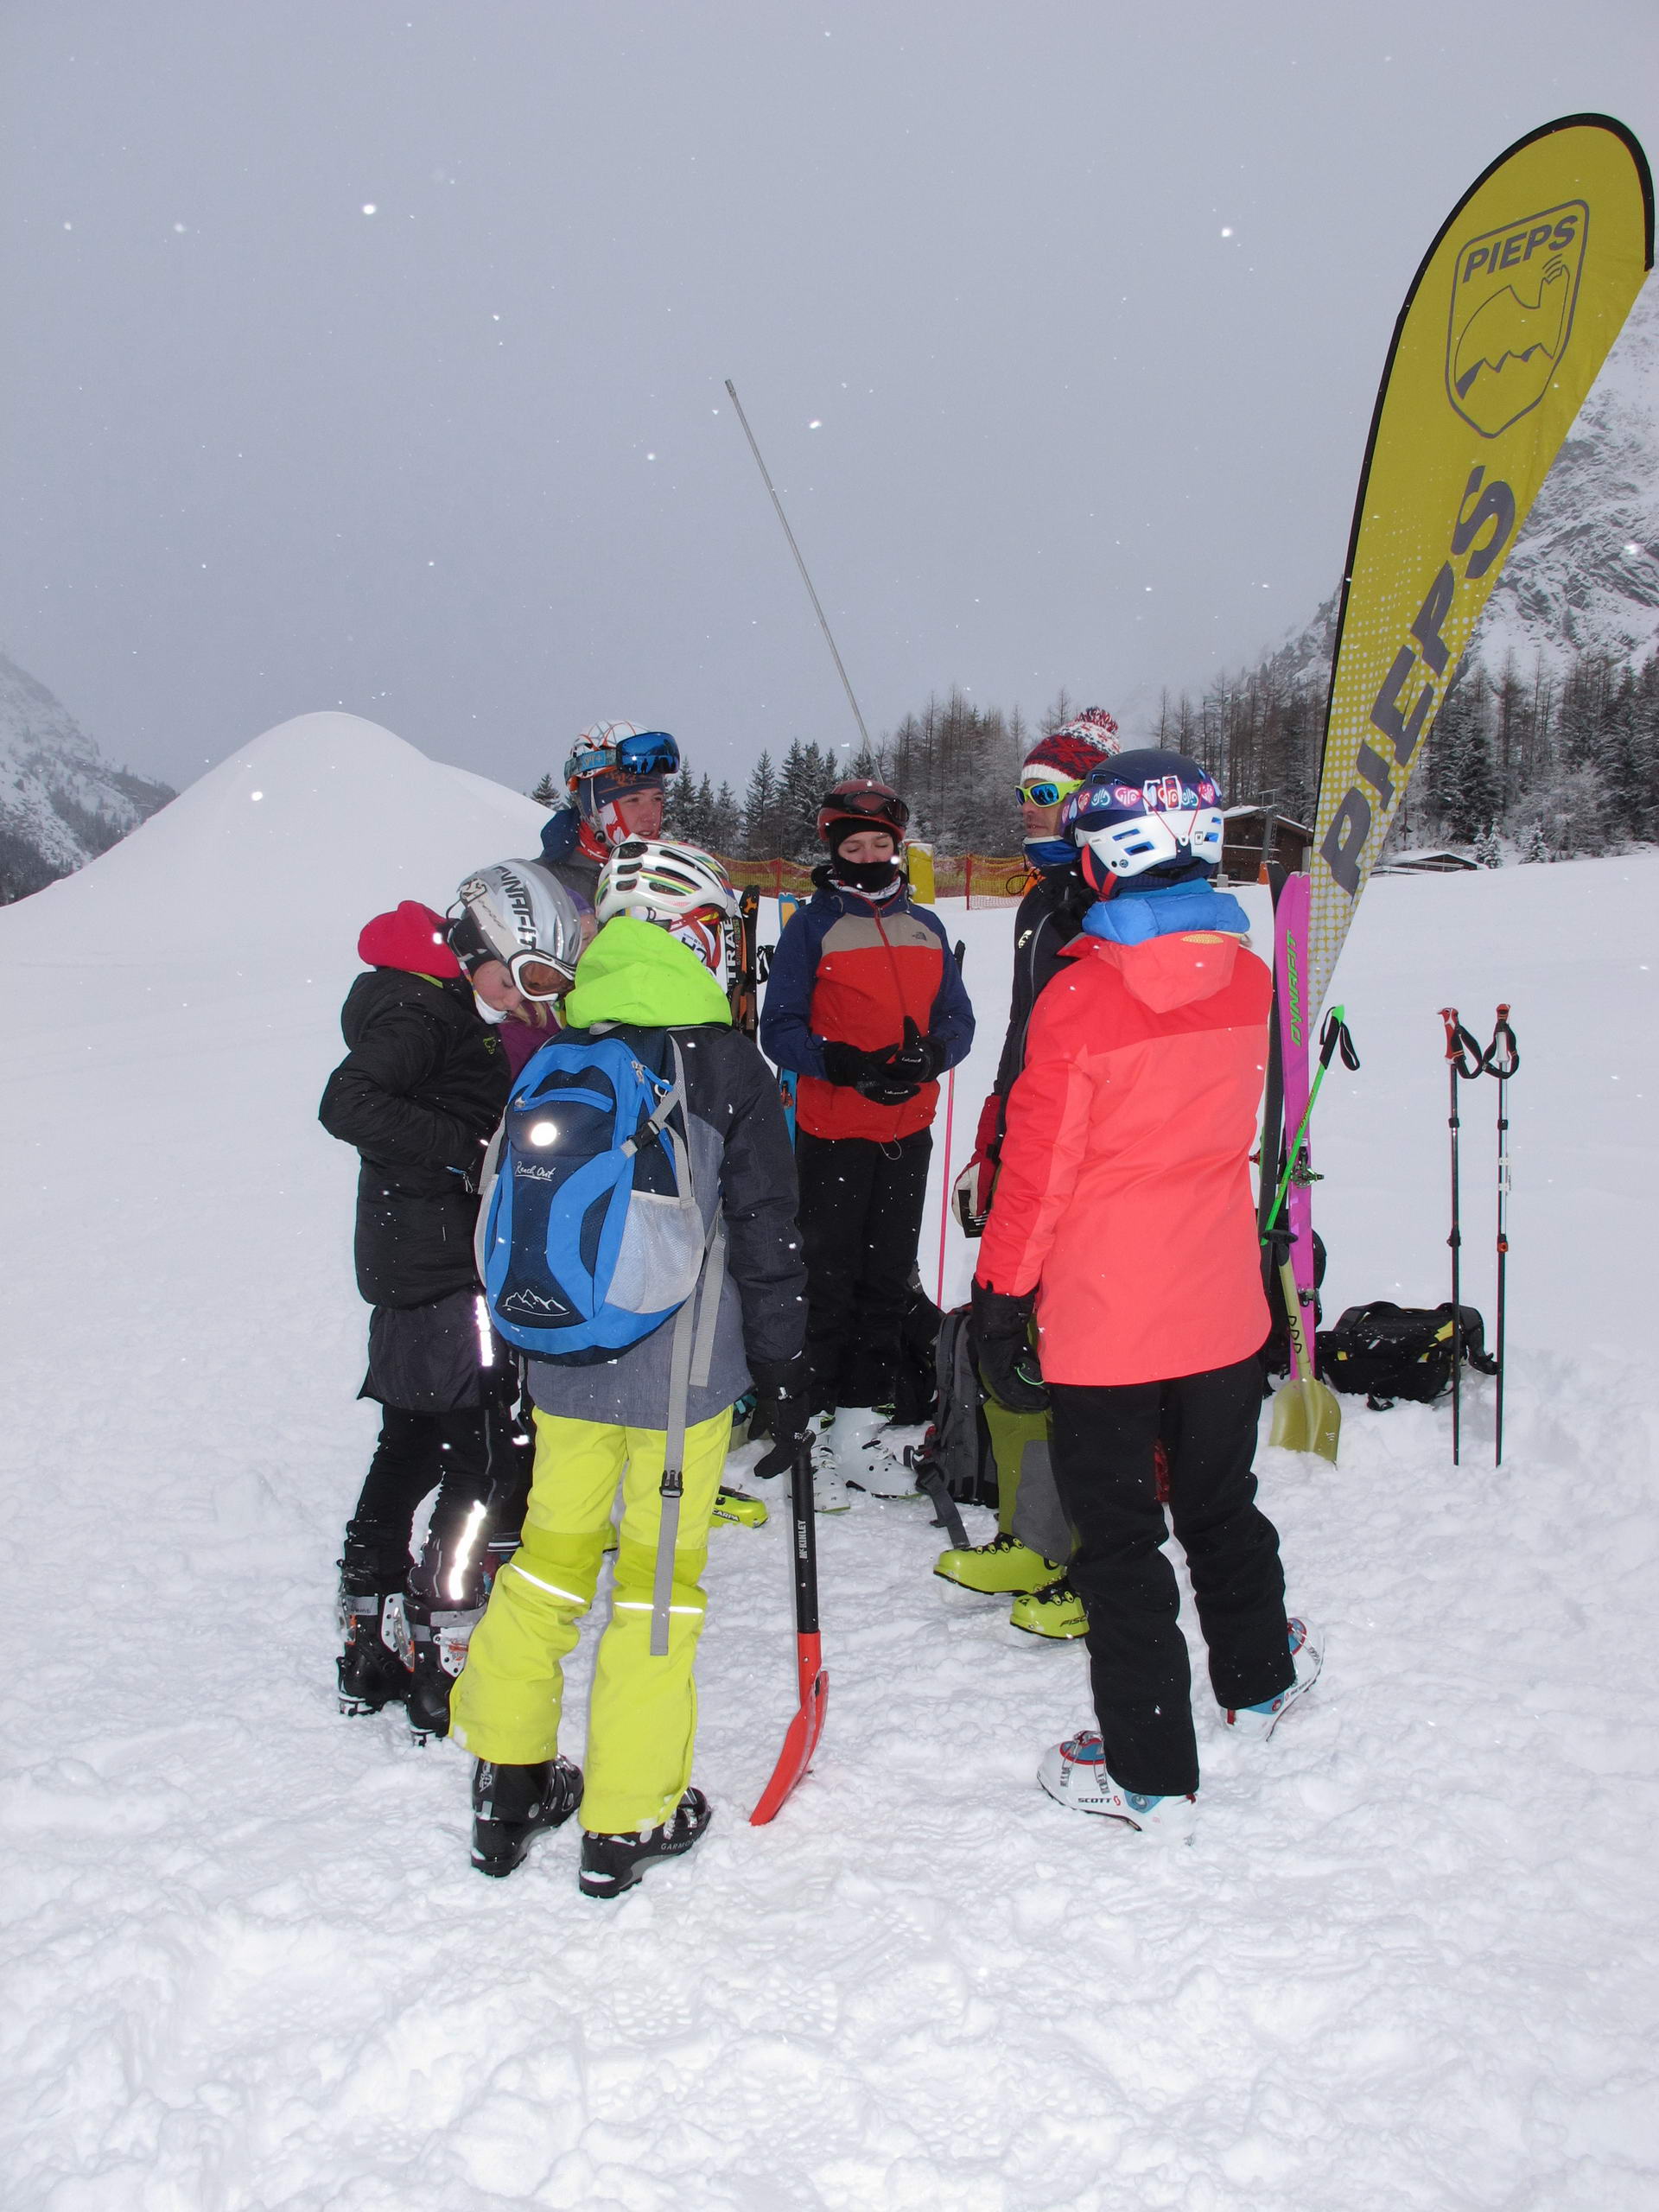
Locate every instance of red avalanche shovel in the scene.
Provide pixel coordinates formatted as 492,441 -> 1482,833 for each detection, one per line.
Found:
749,1440 -> 828,1825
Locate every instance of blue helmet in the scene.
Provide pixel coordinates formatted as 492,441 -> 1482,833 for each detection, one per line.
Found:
1064,749 -> 1224,892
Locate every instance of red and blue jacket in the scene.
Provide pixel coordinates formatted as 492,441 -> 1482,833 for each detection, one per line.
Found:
760,874 -> 976,1141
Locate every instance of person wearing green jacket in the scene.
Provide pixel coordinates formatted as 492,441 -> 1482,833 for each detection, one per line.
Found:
448,842 -> 810,1898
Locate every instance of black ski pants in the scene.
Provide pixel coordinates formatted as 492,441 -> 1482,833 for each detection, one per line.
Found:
1047,1357 -> 1294,1798
797,1127 -> 931,1414
342,1395 -> 532,1601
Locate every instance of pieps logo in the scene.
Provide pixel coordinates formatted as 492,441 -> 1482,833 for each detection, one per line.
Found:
1446,200 -> 1586,436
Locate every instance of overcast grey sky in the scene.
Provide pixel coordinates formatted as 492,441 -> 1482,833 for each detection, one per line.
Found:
3,2 -> 1656,798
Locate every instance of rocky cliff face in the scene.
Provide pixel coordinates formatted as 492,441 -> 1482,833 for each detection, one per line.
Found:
0,653 -> 174,900
1268,278 -> 1659,696
1469,278 -> 1659,677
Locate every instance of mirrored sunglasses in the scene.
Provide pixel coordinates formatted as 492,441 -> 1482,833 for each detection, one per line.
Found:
1016,775 -> 1083,808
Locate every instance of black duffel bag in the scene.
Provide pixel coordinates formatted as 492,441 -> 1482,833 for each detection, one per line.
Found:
1316,1300 -> 1498,1411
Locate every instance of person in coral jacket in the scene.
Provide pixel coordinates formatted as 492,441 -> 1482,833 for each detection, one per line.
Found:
760,778 -> 974,1504
971,752 -> 1321,1841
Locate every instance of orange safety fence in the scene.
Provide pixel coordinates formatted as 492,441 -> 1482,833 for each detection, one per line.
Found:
720,854 -> 1030,910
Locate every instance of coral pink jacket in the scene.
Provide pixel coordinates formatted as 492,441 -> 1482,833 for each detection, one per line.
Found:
976,927 -> 1272,1386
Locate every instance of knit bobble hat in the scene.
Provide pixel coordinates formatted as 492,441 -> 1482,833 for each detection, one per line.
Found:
1024,707 -> 1122,784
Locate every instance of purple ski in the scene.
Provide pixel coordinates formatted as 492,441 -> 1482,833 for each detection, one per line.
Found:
1273,873 -> 1319,1377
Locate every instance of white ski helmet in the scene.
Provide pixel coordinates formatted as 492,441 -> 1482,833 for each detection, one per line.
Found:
594,839 -> 740,977
448,859 -> 588,1000
562,721 -> 681,849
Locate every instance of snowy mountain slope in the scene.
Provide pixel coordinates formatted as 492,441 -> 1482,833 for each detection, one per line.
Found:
0,650 -> 173,900
1247,276 -> 1659,701
1472,275 -> 1659,677
2,730 -> 1657,2209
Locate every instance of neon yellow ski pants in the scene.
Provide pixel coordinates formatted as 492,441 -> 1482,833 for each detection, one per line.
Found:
449,1404 -> 732,1835
983,1399 -> 1051,1534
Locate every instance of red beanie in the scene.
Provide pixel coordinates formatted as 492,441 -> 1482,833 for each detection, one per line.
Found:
1025,708 -> 1122,783
357,900 -> 463,978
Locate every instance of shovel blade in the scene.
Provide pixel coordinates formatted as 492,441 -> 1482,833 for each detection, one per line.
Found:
1269,1375 -> 1343,1464
749,1667 -> 829,1827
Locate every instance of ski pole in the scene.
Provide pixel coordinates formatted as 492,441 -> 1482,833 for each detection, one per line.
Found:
1439,1007 -> 1486,1465
934,938 -> 966,1307
1482,1005 -> 1519,1466
1266,1007 -> 1360,1234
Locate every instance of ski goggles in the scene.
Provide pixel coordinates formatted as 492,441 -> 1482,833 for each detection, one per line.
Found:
569,729 -> 681,782
507,950 -> 576,1001
1016,774 -> 1084,808
828,786 -> 911,830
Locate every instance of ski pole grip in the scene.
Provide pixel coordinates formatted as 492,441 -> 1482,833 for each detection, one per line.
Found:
1440,1007 -> 1484,1078
1485,1003 -> 1520,1077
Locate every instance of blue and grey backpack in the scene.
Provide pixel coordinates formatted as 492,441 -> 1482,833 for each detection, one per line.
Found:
477,1031 -> 722,1366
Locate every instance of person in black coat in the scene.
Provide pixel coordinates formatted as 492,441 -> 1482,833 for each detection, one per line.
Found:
319,899 -> 516,1729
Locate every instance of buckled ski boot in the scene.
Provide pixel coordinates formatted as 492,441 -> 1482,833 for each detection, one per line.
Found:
934,1529 -> 1059,1597
335,1589 -> 411,1715
402,1598 -> 484,1742
471,1755 -> 584,1877
1224,1618 -> 1324,1738
809,1411 -> 861,1512
578,1788 -> 713,1898
1008,1573 -> 1089,1641
712,1485 -> 768,1529
1036,1731 -> 1197,1841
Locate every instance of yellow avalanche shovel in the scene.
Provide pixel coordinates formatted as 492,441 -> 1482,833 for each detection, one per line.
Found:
1269,1255 -> 1343,1461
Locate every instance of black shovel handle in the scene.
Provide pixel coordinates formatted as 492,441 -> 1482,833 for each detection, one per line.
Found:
791,1439 -> 820,1637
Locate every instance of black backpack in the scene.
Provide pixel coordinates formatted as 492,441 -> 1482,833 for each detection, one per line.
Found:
892,1280 -> 945,1427
906,1304 -> 999,1547
1317,1301 -> 1498,1411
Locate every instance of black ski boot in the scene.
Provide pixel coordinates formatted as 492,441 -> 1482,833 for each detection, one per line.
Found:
470,1756 -> 584,1878
578,1788 -> 713,1898
403,1599 -> 485,1743
335,1590 -> 410,1715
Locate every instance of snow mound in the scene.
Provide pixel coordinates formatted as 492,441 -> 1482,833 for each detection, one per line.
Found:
0,710 -> 546,1026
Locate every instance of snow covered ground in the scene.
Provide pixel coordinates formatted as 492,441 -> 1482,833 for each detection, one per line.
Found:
3,713 -> 1656,2209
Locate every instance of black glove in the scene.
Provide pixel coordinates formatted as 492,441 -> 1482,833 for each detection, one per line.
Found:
822,1040 -> 895,1088
748,1353 -> 811,1478
855,1073 -> 921,1104
969,1281 -> 1049,1413
882,1016 -> 949,1085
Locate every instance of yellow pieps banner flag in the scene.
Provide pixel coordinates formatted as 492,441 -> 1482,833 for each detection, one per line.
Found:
1308,114 -> 1653,1012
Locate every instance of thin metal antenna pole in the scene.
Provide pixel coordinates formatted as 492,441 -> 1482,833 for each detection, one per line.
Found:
724,378 -> 873,754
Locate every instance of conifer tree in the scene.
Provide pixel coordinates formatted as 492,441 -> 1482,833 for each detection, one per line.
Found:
740,750 -> 783,858
710,780 -> 743,854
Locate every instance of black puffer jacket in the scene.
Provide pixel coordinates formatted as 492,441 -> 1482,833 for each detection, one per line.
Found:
988,864 -> 1096,1156
319,969 -> 511,1307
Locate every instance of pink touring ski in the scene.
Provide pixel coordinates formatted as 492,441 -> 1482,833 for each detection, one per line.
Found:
1273,872 -> 1319,1378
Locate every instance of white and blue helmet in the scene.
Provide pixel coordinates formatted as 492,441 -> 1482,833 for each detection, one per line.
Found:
1064,750 -> 1225,891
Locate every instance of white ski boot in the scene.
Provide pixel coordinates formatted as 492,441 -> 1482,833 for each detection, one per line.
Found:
1036,1730 -> 1197,1841
811,1408 -> 884,1512
1223,1618 -> 1323,1739
855,1415 -> 929,1499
